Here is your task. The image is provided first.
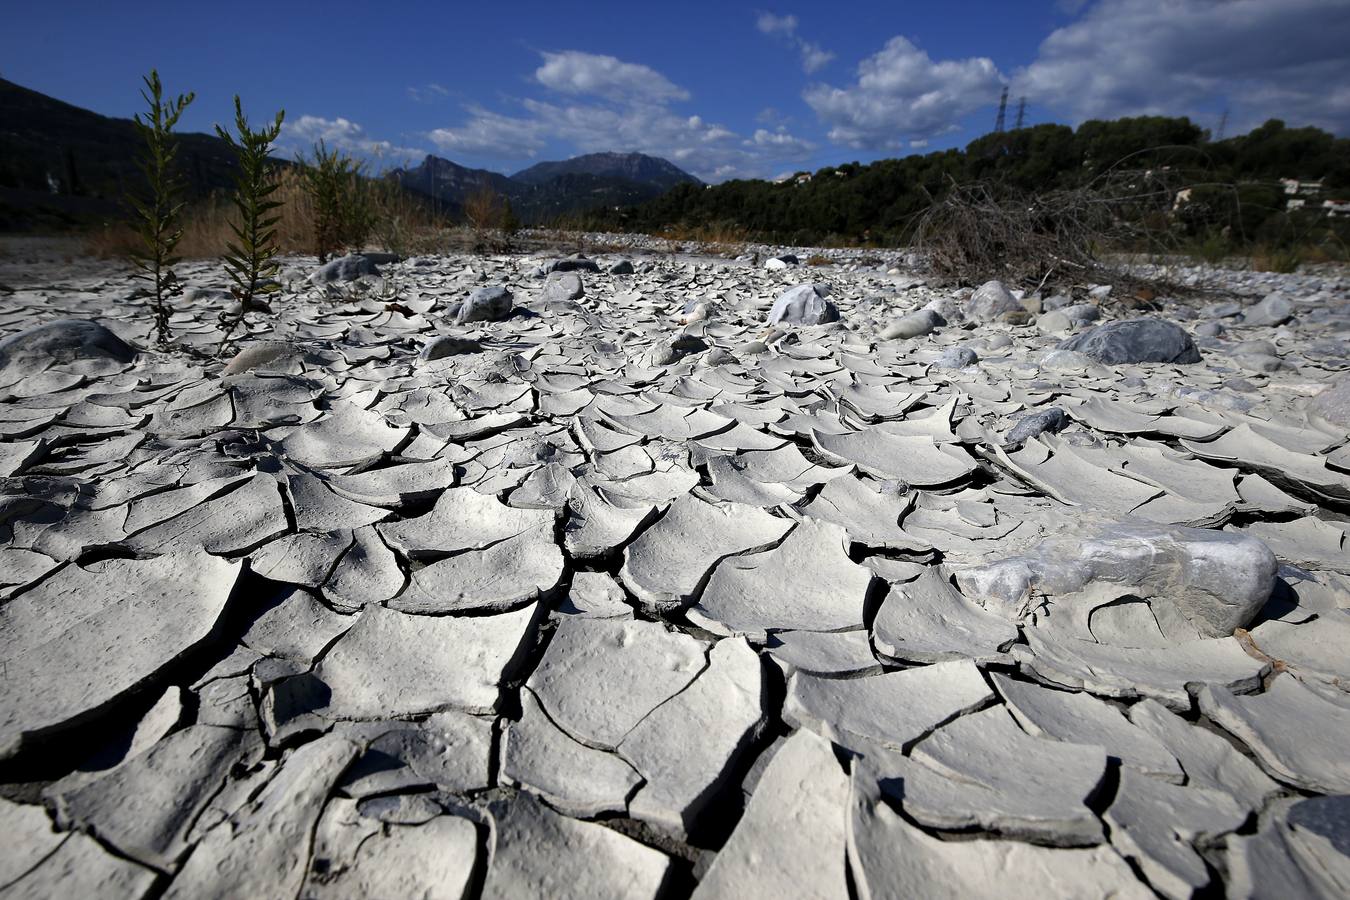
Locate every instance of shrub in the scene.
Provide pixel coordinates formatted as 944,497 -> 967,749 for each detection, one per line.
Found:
129,70 -> 194,344
213,96 -> 285,353
300,141 -> 360,262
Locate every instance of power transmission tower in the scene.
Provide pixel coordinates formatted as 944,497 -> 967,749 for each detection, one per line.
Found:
1014,97 -> 1026,130
994,87 -> 1009,132
1215,108 -> 1229,142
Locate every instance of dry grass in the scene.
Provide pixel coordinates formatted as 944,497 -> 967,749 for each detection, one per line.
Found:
805,254 -> 834,266
1250,246 -> 1302,273
656,221 -> 750,251
87,168 -> 446,261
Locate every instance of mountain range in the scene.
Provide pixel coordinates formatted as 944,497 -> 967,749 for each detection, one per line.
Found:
0,77 -> 700,229
389,151 -> 700,222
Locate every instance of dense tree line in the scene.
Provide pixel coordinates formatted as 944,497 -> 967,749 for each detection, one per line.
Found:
581,117 -> 1350,250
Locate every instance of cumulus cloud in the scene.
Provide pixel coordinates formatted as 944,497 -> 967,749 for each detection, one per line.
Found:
280,115 -> 423,164
427,105 -> 552,160
535,50 -> 689,103
1015,0 -> 1350,134
756,11 -> 835,73
426,50 -> 816,180
804,36 -> 1004,149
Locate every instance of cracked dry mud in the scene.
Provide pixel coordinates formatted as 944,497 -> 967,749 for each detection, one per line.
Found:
0,237 -> 1348,899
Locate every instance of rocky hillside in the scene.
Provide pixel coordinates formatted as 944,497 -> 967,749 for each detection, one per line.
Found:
390,150 -> 700,224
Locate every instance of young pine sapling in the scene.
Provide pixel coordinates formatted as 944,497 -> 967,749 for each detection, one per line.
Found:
129,70 -> 194,345
214,97 -> 285,354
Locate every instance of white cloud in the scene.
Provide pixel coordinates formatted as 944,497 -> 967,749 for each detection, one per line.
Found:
750,127 -> 816,155
280,115 -> 423,165
428,106 -> 548,159
1015,0 -> 1350,134
535,50 -> 690,103
804,36 -> 1004,149
426,50 -> 816,180
756,11 -> 835,74
407,83 -> 450,103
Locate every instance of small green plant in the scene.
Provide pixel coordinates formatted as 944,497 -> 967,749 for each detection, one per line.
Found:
300,142 -> 371,261
129,70 -> 195,345
340,168 -> 375,252
214,96 -> 285,354
301,141 -> 347,263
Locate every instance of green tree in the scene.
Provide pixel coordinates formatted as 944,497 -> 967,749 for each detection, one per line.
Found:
129,70 -> 195,345
214,96 -> 285,354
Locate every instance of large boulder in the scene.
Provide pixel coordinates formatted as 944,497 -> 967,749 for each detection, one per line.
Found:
455,286 -> 514,324
767,284 -> 839,326
1307,374 -> 1350,429
0,319 -> 137,371
1004,407 -> 1069,447
548,255 -> 600,274
954,523 -> 1278,639
310,254 -> 379,284
542,273 -> 584,303
222,341 -> 307,375
1058,318 -> 1201,364
964,280 -> 1022,322
1242,292 -> 1295,327
880,309 -> 943,340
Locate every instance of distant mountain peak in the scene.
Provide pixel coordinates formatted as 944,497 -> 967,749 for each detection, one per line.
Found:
511,152 -> 700,190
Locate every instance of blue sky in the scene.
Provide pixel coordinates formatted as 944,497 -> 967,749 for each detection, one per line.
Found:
5,0 -> 1348,181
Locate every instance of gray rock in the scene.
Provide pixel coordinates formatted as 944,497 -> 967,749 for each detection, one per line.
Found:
547,254 -> 600,273
542,272 -> 585,303
1307,374 -> 1350,428
609,259 -> 635,275
222,341 -> 305,375
880,308 -> 943,340
455,285 -> 514,323
965,280 -> 1022,321
935,346 -> 979,369
955,522 -> 1278,639
310,254 -> 379,283
1005,406 -> 1070,447
1243,292 -> 1295,326
767,284 -> 839,326
419,335 -> 482,360
0,318 -> 137,371
1058,318 -> 1202,364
